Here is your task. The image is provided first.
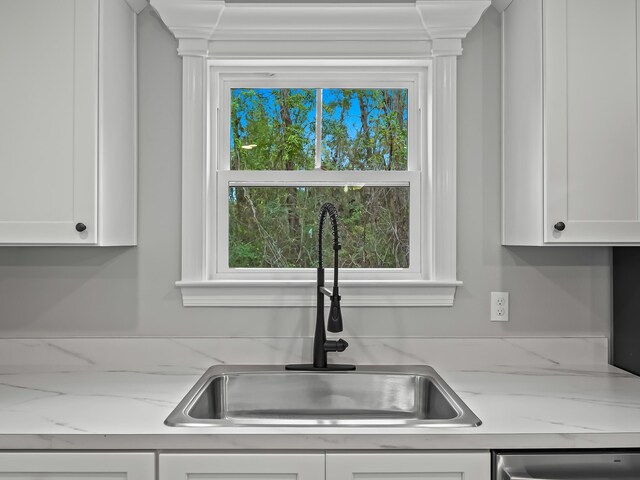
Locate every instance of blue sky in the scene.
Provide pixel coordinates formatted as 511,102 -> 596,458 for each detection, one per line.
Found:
231,88 -> 408,170
231,88 -> 407,144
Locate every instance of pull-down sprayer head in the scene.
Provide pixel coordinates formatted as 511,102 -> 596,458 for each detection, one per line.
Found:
328,287 -> 343,333
318,202 -> 343,333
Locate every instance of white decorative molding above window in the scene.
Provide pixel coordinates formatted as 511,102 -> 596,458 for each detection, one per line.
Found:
124,0 -> 148,14
491,0 -> 513,13
149,0 -> 490,307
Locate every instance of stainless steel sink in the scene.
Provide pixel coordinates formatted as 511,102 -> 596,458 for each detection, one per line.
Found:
165,365 -> 481,427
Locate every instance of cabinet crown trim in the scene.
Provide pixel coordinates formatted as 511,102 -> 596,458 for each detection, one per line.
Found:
149,0 -> 490,47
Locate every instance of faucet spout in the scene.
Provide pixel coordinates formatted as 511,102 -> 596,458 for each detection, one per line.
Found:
286,202 -> 355,372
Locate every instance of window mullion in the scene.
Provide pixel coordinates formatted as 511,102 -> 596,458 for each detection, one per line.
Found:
315,88 -> 322,170
223,170 -> 417,186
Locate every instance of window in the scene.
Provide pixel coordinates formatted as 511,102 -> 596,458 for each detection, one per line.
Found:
211,68 -> 425,282
152,0 -> 488,307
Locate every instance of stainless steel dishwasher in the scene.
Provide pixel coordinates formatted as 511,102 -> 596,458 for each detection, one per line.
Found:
495,452 -> 640,480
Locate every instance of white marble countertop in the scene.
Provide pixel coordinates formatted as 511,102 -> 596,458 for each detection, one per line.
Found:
0,337 -> 638,450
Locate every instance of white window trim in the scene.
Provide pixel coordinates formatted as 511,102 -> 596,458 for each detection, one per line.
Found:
149,0 -> 491,307
213,68 -> 424,282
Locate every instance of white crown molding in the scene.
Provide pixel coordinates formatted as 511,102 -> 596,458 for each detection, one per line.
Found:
149,0 -> 225,40
150,0 -> 490,45
177,38 -> 210,57
416,0 -> 491,39
491,0 -> 513,13
430,38 -> 463,56
124,0 -> 149,14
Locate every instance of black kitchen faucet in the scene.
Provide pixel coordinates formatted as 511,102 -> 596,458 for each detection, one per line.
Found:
286,202 -> 355,371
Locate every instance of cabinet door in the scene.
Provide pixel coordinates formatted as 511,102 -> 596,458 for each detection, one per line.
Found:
0,452 -> 154,479
0,0 -> 98,244
159,453 -> 325,480
326,452 -> 490,480
544,0 -> 640,243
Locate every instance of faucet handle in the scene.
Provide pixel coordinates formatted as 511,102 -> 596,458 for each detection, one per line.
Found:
324,339 -> 349,353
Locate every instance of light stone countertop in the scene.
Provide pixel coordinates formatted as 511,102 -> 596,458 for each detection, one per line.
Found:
0,337 -> 638,450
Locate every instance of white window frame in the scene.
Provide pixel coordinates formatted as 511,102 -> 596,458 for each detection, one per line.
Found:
212,67 -> 425,282
148,0 -> 492,307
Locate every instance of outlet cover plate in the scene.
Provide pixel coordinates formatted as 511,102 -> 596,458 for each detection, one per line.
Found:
491,291 -> 509,322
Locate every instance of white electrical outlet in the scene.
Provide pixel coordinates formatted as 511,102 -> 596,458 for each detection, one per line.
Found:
491,292 -> 509,322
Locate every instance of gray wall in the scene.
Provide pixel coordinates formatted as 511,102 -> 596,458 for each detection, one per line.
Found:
0,6 -> 611,338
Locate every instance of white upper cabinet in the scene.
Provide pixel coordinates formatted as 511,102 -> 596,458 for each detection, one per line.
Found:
502,0 -> 640,245
0,0 -> 137,245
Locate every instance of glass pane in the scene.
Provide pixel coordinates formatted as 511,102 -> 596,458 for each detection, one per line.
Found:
230,88 -> 316,170
229,186 -> 410,269
322,89 -> 408,171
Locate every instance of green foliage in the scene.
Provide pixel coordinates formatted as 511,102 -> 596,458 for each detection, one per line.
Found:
229,240 -> 263,268
229,88 -> 410,269
231,88 -> 316,170
322,89 -> 408,171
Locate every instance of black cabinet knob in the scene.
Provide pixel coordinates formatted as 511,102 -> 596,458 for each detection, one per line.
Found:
75,223 -> 87,232
554,221 -> 566,232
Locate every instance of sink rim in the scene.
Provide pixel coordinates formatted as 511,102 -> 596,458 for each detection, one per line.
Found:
165,364 -> 482,428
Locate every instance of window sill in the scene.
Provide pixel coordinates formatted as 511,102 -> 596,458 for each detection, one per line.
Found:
176,280 -> 461,307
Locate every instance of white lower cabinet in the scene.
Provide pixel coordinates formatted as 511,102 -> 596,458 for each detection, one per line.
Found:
0,451 -> 492,480
0,452 -> 154,479
159,452 -> 490,480
326,452 -> 490,480
159,453 -> 325,479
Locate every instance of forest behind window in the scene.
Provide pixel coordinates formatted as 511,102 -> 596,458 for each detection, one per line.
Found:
228,88 -> 410,269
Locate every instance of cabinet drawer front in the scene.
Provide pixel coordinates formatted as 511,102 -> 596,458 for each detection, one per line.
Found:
0,452 -> 154,479
326,452 -> 490,480
544,0 -> 640,243
159,453 -> 325,480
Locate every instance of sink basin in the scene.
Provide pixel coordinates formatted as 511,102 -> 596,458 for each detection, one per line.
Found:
165,365 -> 481,427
